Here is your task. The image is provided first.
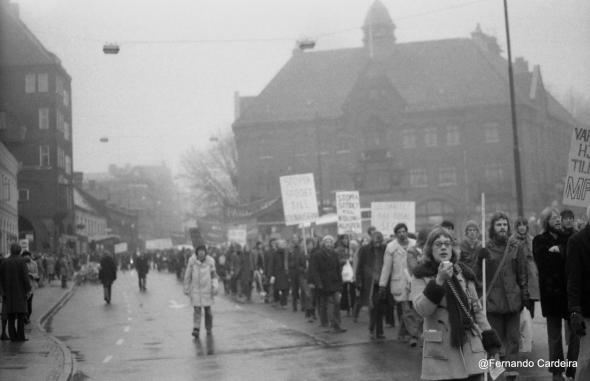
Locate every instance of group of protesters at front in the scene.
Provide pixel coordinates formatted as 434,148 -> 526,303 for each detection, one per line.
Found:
206,207 -> 590,381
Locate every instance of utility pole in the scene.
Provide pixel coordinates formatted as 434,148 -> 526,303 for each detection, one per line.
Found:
503,0 -> 524,217
315,112 -> 324,214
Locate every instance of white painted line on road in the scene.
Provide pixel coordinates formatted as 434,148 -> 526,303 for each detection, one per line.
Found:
116,339 -> 124,346
124,326 -> 130,333
103,355 -> 113,363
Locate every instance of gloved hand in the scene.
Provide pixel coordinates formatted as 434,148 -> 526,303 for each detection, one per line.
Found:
570,312 -> 586,336
377,286 -> 388,301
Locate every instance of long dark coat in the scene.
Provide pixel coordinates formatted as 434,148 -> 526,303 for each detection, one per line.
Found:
99,255 -> 117,286
532,231 -> 569,318
309,247 -> 342,294
270,248 -> 290,291
0,254 -> 31,314
355,243 -> 385,306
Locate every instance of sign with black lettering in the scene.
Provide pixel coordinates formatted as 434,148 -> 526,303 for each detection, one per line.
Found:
563,127 -> 590,207
280,173 -> 319,226
336,191 -> 361,234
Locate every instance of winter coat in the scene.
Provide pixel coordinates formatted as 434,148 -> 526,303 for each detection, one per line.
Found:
0,255 -> 32,314
458,239 -> 482,273
566,224 -> 590,318
184,254 -> 218,307
476,239 -> 528,314
239,250 -> 254,284
511,234 -> 539,301
309,247 -> 342,294
270,248 -> 290,291
135,255 -> 149,276
411,270 -> 491,380
288,245 -> 306,279
379,239 -> 416,301
533,231 -> 570,318
25,258 -> 40,291
355,243 -> 385,306
99,255 -> 117,285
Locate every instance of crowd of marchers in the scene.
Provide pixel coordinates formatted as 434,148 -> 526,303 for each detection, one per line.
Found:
184,206 -> 590,381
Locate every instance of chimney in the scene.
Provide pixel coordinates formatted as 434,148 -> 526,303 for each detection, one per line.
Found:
513,57 -> 529,75
471,23 -> 501,55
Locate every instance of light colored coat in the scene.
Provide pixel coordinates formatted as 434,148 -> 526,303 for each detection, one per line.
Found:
184,254 -> 218,307
379,238 -> 415,301
411,273 -> 491,380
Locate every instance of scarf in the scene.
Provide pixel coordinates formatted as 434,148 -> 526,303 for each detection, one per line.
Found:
413,260 -> 477,348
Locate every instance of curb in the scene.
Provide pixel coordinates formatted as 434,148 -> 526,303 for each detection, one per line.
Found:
36,284 -> 79,381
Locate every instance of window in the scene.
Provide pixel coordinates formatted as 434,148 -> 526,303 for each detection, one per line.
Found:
410,169 -> 428,187
64,121 -> 70,141
402,129 -> 416,149
37,73 -> 49,92
484,163 -> 504,183
57,147 -> 65,169
438,166 -> 457,186
63,90 -> 69,106
424,127 -> 437,147
65,156 -> 72,174
40,145 -> 50,167
446,125 -> 460,146
1,175 -> 9,201
25,73 -> 36,93
484,123 -> 500,143
18,189 -> 29,201
39,108 -> 49,129
56,110 -> 63,132
56,76 -> 64,94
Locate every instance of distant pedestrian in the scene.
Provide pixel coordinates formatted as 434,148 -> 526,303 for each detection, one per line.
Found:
0,243 -> 32,341
135,252 -> 149,291
458,221 -> 482,273
184,245 -> 218,338
99,252 -> 117,304
21,251 -> 39,324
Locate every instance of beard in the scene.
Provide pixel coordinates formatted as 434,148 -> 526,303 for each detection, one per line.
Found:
548,225 -> 562,235
493,231 -> 508,244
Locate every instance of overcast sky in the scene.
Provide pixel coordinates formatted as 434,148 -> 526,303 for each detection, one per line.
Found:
14,0 -> 590,175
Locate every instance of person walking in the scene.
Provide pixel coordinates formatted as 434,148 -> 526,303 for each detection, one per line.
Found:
412,227 -> 501,380
534,207 -> 578,381
476,212 -> 529,381
270,240 -> 290,309
21,251 -> 39,324
135,251 -> 149,291
0,243 -> 32,341
98,252 -> 117,304
183,245 -> 218,338
566,205 -> 590,381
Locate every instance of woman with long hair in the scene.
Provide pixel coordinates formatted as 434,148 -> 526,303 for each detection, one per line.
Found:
411,227 -> 501,380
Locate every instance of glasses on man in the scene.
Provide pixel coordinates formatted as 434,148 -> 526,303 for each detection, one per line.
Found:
433,241 -> 452,248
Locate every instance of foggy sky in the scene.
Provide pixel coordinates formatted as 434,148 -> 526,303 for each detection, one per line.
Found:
13,0 -> 590,175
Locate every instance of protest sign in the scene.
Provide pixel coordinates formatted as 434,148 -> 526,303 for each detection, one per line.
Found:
114,242 -> 128,254
227,225 -> 248,246
336,191 -> 362,234
280,173 -> 319,226
563,126 -> 590,207
371,201 -> 416,235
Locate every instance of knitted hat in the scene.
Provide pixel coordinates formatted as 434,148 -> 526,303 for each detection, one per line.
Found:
464,220 -> 480,234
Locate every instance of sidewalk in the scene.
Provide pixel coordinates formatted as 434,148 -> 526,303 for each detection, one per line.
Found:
0,281 -> 76,381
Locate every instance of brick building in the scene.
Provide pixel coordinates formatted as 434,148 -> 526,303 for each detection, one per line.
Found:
232,0 -> 577,229
0,1 -> 75,250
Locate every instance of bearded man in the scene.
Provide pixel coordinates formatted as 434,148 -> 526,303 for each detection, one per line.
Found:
476,212 -> 528,381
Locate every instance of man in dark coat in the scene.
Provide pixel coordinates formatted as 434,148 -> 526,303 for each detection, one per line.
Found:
288,236 -> 306,312
99,252 -> 117,304
0,243 -> 31,341
135,252 -> 149,291
270,240 -> 290,309
355,231 -> 386,338
534,207 -> 579,380
309,235 -> 346,333
566,206 -> 590,381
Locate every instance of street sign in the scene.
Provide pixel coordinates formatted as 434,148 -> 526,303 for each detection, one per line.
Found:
371,201 -> 416,235
563,126 -> 590,207
336,191 -> 362,234
280,173 -> 319,226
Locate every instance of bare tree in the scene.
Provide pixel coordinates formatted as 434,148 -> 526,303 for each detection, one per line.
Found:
181,132 -> 239,216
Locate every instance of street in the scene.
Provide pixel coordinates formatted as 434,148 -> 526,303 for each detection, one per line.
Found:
46,270 -> 561,381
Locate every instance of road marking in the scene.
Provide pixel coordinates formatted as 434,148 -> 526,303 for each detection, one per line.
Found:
124,326 -> 130,333
103,355 -> 113,363
116,339 -> 124,346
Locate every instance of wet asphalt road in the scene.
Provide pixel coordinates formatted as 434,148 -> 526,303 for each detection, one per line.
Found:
49,270 -> 424,381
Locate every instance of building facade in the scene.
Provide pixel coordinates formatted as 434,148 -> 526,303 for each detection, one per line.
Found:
0,141 -> 18,254
73,187 -> 108,254
232,0 -> 576,230
0,1 -> 75,250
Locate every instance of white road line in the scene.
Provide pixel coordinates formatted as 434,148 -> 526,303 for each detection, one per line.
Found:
103,355 -> 113,363
116,339 -> 124,346
124,326 -> 130,333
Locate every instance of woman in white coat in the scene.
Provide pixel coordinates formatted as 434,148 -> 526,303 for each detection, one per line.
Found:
184,245 -> 218,338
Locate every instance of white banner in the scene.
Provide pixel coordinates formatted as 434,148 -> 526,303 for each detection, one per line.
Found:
371,201 -> 416,236
114,242 -> 128,254
227,224 -> 248,246
336,191 -> 362,234
145,238 -> 173,251
280,173 -> 319,226
563,126 -> 590,207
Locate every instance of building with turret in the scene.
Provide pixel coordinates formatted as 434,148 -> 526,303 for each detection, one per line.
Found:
232,0 -> 577,231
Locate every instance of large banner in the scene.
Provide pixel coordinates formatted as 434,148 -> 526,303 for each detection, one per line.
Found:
227,224 -> 248,246
563,126 -> 590,207
280,173 -> 319,226
371,201 -> 416,235
336,191 -> 362,234
145,238 -> 173,251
